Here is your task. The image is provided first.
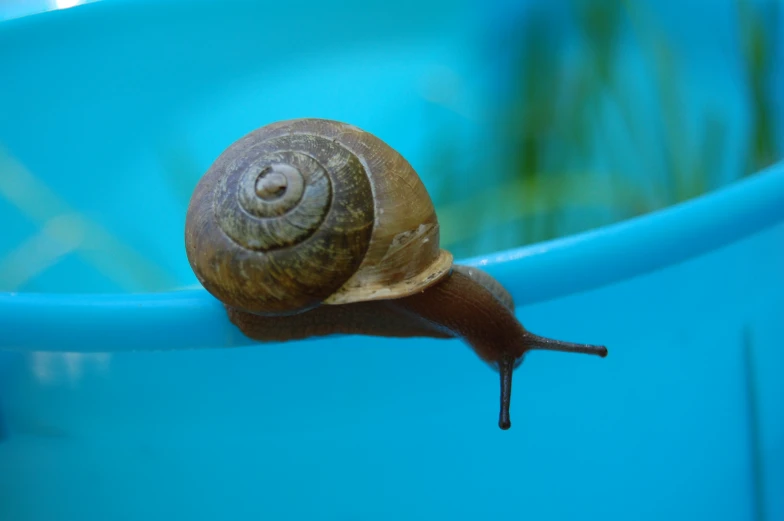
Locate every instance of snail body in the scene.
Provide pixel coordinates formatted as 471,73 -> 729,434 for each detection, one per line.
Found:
185,118 -> 607,430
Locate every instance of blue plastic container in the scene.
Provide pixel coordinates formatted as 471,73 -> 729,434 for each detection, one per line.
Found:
1,1 -> 782,521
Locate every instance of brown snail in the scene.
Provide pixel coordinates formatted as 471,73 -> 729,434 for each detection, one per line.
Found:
184,118 -> 607,429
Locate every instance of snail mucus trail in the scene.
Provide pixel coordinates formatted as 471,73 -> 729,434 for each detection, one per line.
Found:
185,118 -> 608,430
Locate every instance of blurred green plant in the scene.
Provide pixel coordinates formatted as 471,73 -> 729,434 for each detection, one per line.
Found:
737,0 -> 781,174
434,0 -> 782,258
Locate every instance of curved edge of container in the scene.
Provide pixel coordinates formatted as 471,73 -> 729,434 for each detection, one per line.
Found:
1,160 -> 783,353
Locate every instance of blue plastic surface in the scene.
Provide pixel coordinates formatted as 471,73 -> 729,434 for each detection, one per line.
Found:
0,162 -> 782,352
0,1 -> 783,521
0,209 -> 781,521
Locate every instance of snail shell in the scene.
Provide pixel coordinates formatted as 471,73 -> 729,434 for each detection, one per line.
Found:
185,118 -> 453,316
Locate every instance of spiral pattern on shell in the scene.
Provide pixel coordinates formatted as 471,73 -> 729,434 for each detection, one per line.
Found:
185,130 -> 375,315
215,147 -> 333,250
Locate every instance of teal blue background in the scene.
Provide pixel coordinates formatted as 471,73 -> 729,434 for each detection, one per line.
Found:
0,1 -> 782,520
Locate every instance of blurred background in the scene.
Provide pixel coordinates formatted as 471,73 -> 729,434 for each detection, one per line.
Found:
1,4 -> 783,521
0,0 -> 782,294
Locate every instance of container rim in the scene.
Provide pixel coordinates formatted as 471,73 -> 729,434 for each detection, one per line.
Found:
1,161 -> 783,353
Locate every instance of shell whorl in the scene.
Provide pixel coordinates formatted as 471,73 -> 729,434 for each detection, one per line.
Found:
215,143 -> 333,251
186,118 -> 454,317
185,130 -> 375,315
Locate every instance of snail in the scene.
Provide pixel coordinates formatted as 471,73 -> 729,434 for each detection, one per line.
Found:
184,118 -> 607,430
